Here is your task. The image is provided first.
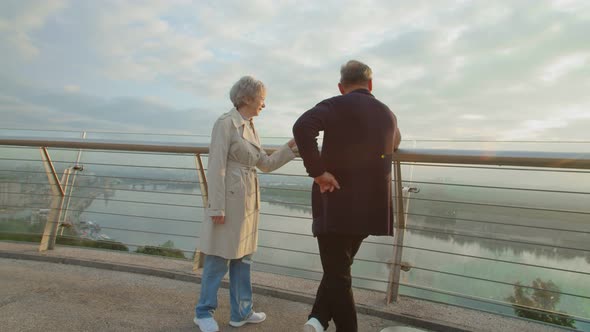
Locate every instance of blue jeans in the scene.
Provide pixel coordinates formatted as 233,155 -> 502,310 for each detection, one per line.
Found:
195,254 -> 253,322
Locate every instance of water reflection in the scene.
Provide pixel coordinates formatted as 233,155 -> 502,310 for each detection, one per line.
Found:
507,278 -> 576,328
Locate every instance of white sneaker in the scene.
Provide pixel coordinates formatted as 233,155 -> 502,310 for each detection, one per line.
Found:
303,317 -> 325,332
194,317 -> 220,332
229,311 -> 267,327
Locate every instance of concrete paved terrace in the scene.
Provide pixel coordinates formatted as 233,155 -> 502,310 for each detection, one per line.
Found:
0,242 -> 567,332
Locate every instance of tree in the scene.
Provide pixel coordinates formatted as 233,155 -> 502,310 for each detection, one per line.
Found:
161,240 -> 175,248
506,278 -> 575,328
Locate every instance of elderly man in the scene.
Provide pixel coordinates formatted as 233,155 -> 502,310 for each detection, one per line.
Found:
293,60 -> 401,332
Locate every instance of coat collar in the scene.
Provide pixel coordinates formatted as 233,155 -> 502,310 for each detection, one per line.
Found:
229,107 -> 247,128
349,88 -> 374,97
229,108 -> 261,149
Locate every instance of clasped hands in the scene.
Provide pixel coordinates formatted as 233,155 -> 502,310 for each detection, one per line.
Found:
314,171 -> 340,193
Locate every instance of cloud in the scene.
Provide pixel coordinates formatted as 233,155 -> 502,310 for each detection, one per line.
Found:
0,0 -> 68,59
63,85 -> 80,93
550,0 -> 590,13
0,78 -> 218,137
1,0 -> 590,143
460,114 -> 486,121
540,53 -> 589,83
501,105 -> 590,140
89,1 -> 213,81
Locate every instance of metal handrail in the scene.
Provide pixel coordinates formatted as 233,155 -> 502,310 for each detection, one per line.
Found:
394,148 -> 590,169
401,162 -> 590,173
1,136 -> 589,169
0,136 -> 211,154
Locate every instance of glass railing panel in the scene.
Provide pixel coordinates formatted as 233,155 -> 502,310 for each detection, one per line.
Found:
2,136 -> 589,330
400,149 -> 590,329
68,149 -> 203,258
0,146 -> 56,242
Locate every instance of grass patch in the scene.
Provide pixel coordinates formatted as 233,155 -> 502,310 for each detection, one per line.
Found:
135,240 -> 186,259
0,232 -> 129,251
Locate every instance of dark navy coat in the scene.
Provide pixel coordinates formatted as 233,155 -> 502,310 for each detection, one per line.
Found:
293,89 -> 398,236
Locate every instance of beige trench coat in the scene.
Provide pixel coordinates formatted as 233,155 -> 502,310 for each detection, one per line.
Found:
198,108 -> 295,259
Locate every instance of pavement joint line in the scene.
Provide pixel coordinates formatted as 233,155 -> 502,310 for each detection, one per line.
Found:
1,249 -> 473,332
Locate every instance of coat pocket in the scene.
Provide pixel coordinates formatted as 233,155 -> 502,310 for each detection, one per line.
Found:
226,169 -> 244,197
243,172 -> 258,212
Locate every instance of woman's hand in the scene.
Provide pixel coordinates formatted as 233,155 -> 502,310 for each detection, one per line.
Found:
287,138 -> 297,149
211,216 -> 225,224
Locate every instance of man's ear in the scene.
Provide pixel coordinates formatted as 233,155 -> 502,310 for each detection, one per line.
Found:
368,79 -> 373,92
338,83 -> 345,95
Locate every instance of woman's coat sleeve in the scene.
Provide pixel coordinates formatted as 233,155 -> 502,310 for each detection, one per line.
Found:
256,143 -> 296,173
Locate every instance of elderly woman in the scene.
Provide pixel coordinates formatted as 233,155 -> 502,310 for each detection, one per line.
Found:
194,76 -> 296,332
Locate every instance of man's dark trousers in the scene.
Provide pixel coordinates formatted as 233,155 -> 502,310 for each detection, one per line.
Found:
310,233 -> 367,332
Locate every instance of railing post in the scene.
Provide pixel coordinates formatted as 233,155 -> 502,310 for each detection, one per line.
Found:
51,168 -> 73,248
387,160 -> 406,303
61,131 -> 86,236
39,147 -> 66,251
193,153 -> 208,271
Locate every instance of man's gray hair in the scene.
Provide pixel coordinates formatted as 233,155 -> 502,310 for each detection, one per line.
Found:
340,60 -> 372,85
229,76 -> 265,108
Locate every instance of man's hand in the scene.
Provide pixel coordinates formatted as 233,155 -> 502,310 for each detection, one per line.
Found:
211,216 -> 225,224
314,172 -> 341,193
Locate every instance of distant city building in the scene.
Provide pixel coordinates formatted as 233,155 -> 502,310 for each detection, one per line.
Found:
0,182 -> 23,208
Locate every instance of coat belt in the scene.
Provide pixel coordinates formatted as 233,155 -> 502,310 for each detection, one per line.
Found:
226,160 -> 259,210
227,160 -> 257,172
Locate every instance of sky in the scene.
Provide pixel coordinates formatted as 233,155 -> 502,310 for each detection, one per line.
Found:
1,0 -> 589,142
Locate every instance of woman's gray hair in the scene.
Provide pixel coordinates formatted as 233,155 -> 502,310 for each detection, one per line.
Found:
229,76 -> 265,109
340,60 -> 372,85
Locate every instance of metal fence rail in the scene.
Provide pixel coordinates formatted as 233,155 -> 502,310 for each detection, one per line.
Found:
1,136 -> 589,329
